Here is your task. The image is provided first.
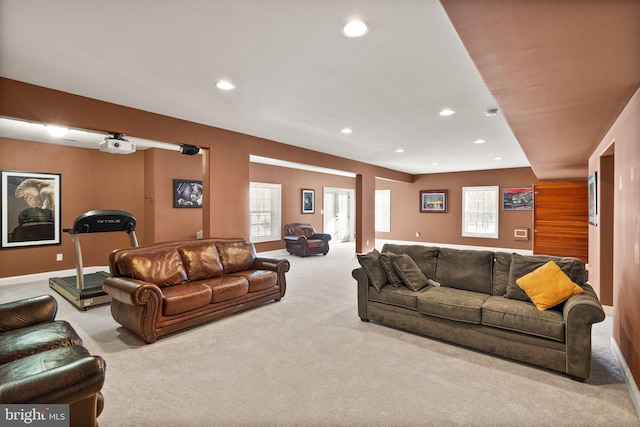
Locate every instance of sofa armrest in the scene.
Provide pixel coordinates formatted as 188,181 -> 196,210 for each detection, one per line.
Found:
312,233 -> 332,243
352,268 -> 370,321
0,295 -> 57,332
0,354 -> 105,404
284,235 -> 307,242
102,277 -> 162,306
253,257 -> 290,298
563,283 -> 606,379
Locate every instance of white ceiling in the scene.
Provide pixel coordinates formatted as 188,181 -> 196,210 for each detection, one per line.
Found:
0,0 -> 530,175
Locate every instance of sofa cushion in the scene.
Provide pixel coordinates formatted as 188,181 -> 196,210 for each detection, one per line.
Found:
506,253 -> 586,302
229,270 -> 277,293
117,247 -> 187,286
0,321 -> 83,365
203,276 -> 250,303
516,261 -> 584,311
216,241 -> 256,273
0,345 -> 91,383
368,284 -> 431,310
392,253 -> 430,291
357,249 -> 388,292
380,244 -> 438,279
161,283 -> 213,316
378,253 -> 404,287
417,287 -> 489,324
435,248 -> 494,294
492,252 -> 513,296
178,242 -> 224,281
481,296 -> 565,342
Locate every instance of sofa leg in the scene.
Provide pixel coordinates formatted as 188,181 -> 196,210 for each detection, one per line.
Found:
360,317 -> 369,322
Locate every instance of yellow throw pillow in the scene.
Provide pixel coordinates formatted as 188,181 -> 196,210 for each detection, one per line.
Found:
516,261 -> 583,311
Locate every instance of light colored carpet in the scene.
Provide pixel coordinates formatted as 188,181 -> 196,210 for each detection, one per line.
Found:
1,243 -> 638,427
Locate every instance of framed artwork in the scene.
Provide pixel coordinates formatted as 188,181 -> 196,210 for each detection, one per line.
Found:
174,179 -> 203,208
1,170 -> 61,248
502,187 -> 534,210
302,189 -> 315,214
588,172 -> 597,226
419,190 -> 448,213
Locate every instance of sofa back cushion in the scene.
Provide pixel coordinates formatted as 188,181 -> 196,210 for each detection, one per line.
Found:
506,253 -> 587,302
117,247 -> 187,287
285,223 -> 315,238
178,242 -> 224,281
435,248 -> 493,294
380,244 -> 438,279
215,240 -> 256,273
492,252 -> 513,296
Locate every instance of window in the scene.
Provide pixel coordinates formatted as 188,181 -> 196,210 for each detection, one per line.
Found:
375,189 -> 391,232
249,182 -> 281,243
462,186 -> 499,239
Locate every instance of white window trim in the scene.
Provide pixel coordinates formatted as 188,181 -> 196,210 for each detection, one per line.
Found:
461,185 -> 499,239
375,189 -> 391,232
249,182 -> 281,243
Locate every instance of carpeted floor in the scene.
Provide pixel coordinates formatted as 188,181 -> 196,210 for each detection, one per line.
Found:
1,242 -> 638,427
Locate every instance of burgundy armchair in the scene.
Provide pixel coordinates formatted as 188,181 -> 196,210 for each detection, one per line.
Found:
284,223 -> 331,257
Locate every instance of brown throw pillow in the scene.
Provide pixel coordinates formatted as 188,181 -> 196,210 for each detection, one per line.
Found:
357,249 -> 388,292
391,253 -> 429,291
378,252 -> 404,287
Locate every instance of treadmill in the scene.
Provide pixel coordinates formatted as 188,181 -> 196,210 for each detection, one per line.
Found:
49,210 -> 138,310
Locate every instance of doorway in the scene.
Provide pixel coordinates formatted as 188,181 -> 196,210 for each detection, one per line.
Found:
323,187 -> 355,243
599,144 -> 614,306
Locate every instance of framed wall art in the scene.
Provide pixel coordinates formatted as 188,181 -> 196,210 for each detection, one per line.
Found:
588,172 -> 597,226
302,189 -> 315,214
1,170 -> 61,248
419,190 -> 448,213
174,179 -> 203,208
502,187 -> 534,210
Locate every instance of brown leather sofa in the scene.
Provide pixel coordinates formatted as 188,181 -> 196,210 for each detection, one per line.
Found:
283,223 -> 331,257
103,238 -> 290,344
0,295 -> 106,427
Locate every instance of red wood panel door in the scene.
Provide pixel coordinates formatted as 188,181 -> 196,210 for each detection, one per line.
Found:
533,181 -> 588,263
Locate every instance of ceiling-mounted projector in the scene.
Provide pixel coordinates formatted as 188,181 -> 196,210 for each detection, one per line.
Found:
99,133 -> 136,154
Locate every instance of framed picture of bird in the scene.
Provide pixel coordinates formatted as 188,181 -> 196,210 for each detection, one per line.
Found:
1,170 -> 61,248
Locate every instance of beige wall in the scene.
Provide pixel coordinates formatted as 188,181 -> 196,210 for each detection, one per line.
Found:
377,167 -> 536,251
589,87 -> 640,390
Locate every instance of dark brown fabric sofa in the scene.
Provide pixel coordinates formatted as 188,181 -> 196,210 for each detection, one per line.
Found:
103,238 -> 290,344
283,223 -> 331,257
353,243 -> 606,380
0,295 -> 106,427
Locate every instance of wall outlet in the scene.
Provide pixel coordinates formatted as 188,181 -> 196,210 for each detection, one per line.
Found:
415,231 -> 421,237
56,253 -> 63,261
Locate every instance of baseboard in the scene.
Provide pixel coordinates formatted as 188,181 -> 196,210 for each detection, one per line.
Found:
0,266 -> 109,287
610,337 -> 640,418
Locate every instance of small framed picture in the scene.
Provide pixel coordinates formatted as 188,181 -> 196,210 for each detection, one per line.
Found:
502,187 -> 534,210
1,170 -> 61,248
588,172 -> 597,226
302,189 -> 314,214
174,179 -> 203,208
420,190 -> 448,213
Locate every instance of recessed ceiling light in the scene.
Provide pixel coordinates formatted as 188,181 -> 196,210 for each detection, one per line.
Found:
341,128 -> 353,134
439,108 -> 455,117
46,125 -> 69,137
216,80 -> 235,90
494,156 -> 503,160
395,148 -> 404,153
474,139 -> 486,144
343,20 -> 368,38
485,108 -> 499,117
